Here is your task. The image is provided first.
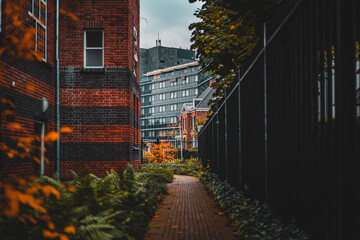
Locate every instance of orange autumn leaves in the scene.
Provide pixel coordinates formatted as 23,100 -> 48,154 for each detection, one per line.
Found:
143,140 -> 178,163
0,177 -> 76,240
0,115 -> 72,163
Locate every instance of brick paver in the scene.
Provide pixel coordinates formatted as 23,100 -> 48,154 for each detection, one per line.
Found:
145,175 -> 237,240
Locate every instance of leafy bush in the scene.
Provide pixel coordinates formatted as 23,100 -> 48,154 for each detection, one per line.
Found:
0,164 -> 168,240
138,167 -> 174,183
141,158 -> 204,177
174,149 -> 198,159
200,172 -> 309,240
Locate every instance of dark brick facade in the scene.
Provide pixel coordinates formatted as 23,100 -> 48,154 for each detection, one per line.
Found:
59,0 -> 141,178
0,0 -> 56,177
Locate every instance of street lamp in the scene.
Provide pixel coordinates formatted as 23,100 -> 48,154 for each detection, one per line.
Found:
177,113 -> 183,161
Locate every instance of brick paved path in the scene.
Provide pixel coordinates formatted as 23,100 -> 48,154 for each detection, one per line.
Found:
144,175 -> 237,240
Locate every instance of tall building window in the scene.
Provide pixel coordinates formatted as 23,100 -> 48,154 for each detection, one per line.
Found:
28,0 -> 47,60
84,30 -> 104,68
0,0 -> 2,32
194,75 -> 198,82
159,93 -> 166,101
170,92 -> 177,99
133,26 -> 138,76
195,88 -> 198,95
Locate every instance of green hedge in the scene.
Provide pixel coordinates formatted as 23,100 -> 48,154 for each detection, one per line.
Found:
200,172 -> 309,240
141,159 -> 203,177
174,149 -> 198,160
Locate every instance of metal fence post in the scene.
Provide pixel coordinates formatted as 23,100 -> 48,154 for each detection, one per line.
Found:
224,90 -> 228,181
336,0 -> 356,238
264,23 -> 268,202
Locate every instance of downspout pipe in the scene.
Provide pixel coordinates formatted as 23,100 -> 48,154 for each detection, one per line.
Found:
56,0 -> 60,180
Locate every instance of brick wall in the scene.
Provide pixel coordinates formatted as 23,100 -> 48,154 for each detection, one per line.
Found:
0,0 -> 57,177
181,110 -> 208,148
59,0 -> 140,178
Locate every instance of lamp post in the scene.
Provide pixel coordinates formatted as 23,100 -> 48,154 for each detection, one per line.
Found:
178,114 -> 183,161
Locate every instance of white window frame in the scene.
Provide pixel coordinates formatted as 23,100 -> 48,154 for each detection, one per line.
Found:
84,29 -> 104,68
35,121 -> 45,175
0,0 -> 2,32
192,116 -> 195,130
183,118 -> 186,131
28,0 -> 47,62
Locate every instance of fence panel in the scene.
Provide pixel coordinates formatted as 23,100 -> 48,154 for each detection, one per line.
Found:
198,0 -> 360,238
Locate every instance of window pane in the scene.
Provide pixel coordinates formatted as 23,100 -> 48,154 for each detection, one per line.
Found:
34,0 -> 39,18
86,31 -> 102,47
40,3 -> 46,23
86,49 -> 103,66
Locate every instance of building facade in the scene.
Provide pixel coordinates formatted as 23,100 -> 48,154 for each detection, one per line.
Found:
140,41 -> 195,83
180,86 -> 214,148
0,0 -> 57,177
59,0 -> 141,178
141,61 -> 211,147
0,0 -> 140,178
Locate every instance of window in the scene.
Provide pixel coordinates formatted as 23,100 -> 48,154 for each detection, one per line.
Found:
183,118 -> 186,131
159,81 -> 165,88
170,78 -> 177,86
186,77 -> 189,84
159,93 -> 166,101
170,104 -> 177,111
192,116 -> 195,130
141,97 -> 144,103
183,90 -> 189,97
133,26 -> 138,76
28,0 -> 47,60
34,121 -> 45,175
171,116 -> 177,123
151,95 -> 155,102
0,0 -> 2,32
195,88 -> 198,95
84,30 -> 104,68
159,106 -> 165,112
195,75 -> 198,82
170,92 -> 177,99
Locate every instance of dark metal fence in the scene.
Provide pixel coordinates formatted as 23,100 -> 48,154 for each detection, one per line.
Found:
198,0 -> 360,239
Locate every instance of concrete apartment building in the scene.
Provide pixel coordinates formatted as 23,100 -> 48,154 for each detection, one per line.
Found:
140,40 -> 196,83
140,61 -> 211,146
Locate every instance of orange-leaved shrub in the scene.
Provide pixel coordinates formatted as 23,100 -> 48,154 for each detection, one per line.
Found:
143,140 -> 178,163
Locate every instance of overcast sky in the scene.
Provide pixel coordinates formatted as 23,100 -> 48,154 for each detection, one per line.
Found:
140,0 -> 203,50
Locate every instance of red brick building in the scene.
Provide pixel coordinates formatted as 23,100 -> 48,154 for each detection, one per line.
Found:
0,0 -> 57,177
180,86 -> 214,149
59,0 -> 140,178
0,0 -> 140,178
